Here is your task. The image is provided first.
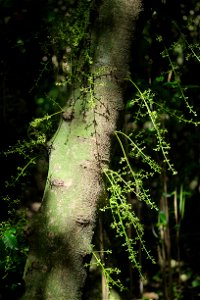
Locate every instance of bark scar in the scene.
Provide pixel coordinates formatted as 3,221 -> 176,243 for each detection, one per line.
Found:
50,178 -> 73,189
76,216 -> 91,227
51,178 -> 65,187
62,107 -> 74,121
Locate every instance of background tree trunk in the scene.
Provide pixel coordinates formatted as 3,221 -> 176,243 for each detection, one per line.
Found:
22,1 -> 142,299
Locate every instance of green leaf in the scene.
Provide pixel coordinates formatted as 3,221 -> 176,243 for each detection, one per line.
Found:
179,185 -> 186,220
192,279 -> 200,288
155,75 -> 165,82
126,99 -> 134,109
2,228 -> 18,250
158,211 -> 168,226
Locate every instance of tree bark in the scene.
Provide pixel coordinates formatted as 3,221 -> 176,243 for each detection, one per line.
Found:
22,1 -> 142,299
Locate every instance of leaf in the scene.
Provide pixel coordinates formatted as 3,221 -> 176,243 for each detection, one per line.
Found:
192,279 -> 200,288
126,99 -> 134,109
179,185 -> 186,220
155,75 -> 165,82
2,228 -> 18,250
158,211 -> 168,226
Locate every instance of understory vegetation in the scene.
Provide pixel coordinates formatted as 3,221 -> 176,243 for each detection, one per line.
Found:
0,0 -> 199,299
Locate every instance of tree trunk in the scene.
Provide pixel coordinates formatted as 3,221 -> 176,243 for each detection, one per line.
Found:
22,1 -> 142,299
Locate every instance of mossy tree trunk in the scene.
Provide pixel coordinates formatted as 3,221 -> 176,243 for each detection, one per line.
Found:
22,1 -> 142,299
